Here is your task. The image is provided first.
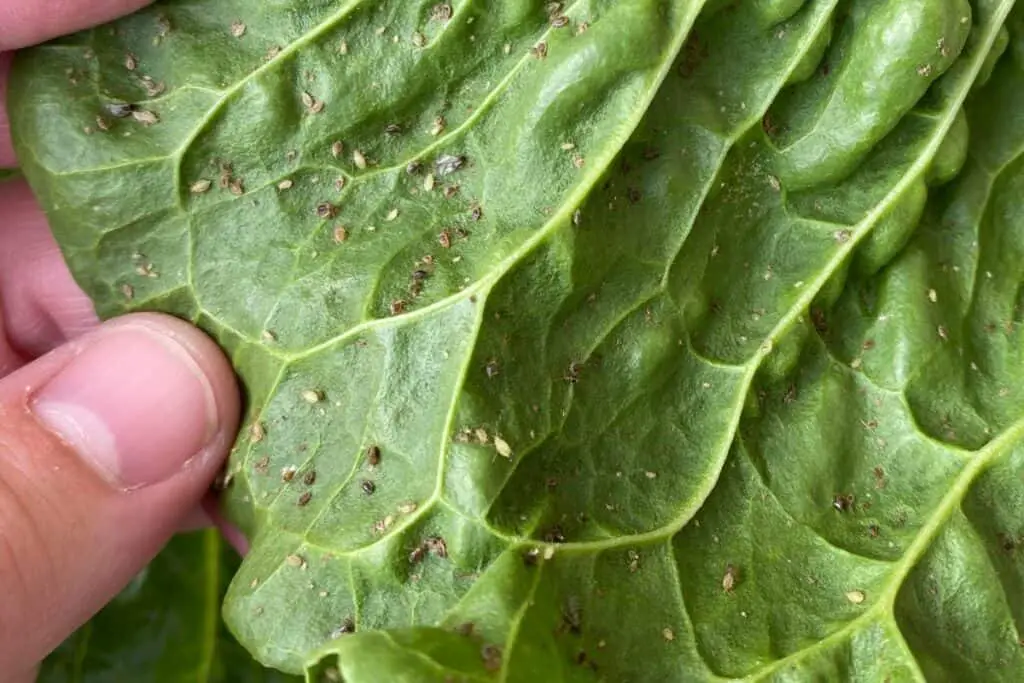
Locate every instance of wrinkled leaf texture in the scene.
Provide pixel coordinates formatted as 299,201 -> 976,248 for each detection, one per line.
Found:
11,0 -> 1024,680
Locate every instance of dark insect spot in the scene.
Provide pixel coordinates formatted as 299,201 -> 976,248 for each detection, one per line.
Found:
384,123 -> 403,135
564,362 -> 582,384
409,546 -> 426,564
999,533 -> 1017,552
543,526 -> 566,544
470,205 -> 483,221
406,160 -> 423,174
431,3 -> 453,21
303,470 -> 317,486
562,597 -> 582,635
438,230 -> 452,248
425,536 -> 448,558
551,14 -> 569,28
523,548 -> 540,566
868,524 -> 880,538
316,202 -> 338,219
626,187 -> 643,204
811,308 -> 828,335
783,384 -> 797,404
297,491 -> 312,506
361,480 -> 377,495
390,300 -> 406,316
330,618 -> 355,638
366,445 -> 381,467
455,622 -> 475,636
832,494 -> 854,513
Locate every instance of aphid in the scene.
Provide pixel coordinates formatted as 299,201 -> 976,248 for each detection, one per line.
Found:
564,361 -> 583,384
303,470 -> 317,486
627,550 -> 640,573
531,42 -> 548,59
485,360 -> 500,378
334,177 -> 346,191
438,230 -> 451,248
573,209 -> 581,226
316,202 -> 338,219
937,325 -> 949,341
662,628 -> 675,642
423,173 -> 436,192
281,466 -> 297,483
131,109 -> 159,126
120,283 -> 134,300
494,436 -> 512,459
429,116 -> 446,136
411,31 -> 427,48
353,149 -> 367,169
470,205 -> 483,221
397,501 -> 418,514
481,645 -> 502,672
190,179 -> 212,194
301,389 -> 323,404
455,622 -> 475,637
412,269 -> 428,282
431,3 -> 453,21
331,140 -> 344,158
571,154 -> 585,168
406,160 -> 423,174
767,174 -> 781,192
125,52 -> 138,71
213,469 -> 233,491
551,14 -> 569,28
845,590 -> 866,605
443,184 -> 459,199
253,456 -> 270,474
366,445 -> 381,467
297,491 -> 312,506
868,524 -> 880,538
425,536 -> 448,558
543,526 -> 566,544
722,564 -> 738,592
277,179 -> 293,190
361,479 -> 377,495
386,208 -> 399,221
249,421 -> 265,443
266,46 -> 282,60
229,179 -> 245,196
385,123 -> 403,135
285,554 -> 305,568
389,299 -> 406,316
338,40 -> 349,55
230,21 -> 246,37
434,154 -> 466,176
627,187 -> 642,204
105,101 -> 135,118
409,545 -> 426,564
523,548 -> 540,566
832,493 -> 854,512
561,597 -> 583,636
330,618 -> 355,638
333,226 -> 348,243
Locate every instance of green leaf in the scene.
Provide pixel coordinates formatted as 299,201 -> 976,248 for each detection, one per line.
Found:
39,531 -> 299,682
10,0 -> 1024,680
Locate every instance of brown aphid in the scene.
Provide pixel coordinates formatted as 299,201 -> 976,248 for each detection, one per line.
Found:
125,52 -> 138,70
333,225 -> 348,243
523,547 -> 541,566
868,524 -> 880,538
455,622 -> 475,637
361,479 -> 376,495
384,123 -> 403,135
722,563 -> 738,593
285,554 -> 305,568
531,42 -> 548,59
281,466 -> 297,483
627,550 -> 640,573
297,491 -> 312,507
832,493 -> 855,513
564,361 -> 583,384
389,299 -> 406,316
409,545 -> 426,564
551,14 -> 569,28
366,445 -> 382,467
411,31 -> 427,48
230,21 -> 246,37
331,140 -> 344,158
485,360 -> 500,378
481,644 -> 502,672
303,470 -> 317,486
406,160 -> 423,174
316,202 -> 338,219
228,178 -> 245,196
543,526 -> 566,544
253,456 -> 270,474
353,149 -> 368,169
470,205 -> 483,221
442,184 -> 459,199
438,229 -> 452,248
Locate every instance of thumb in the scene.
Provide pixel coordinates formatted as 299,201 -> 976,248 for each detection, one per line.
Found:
0,313 -> 240,674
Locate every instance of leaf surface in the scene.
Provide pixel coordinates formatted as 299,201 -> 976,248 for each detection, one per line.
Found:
10,0 -> 1024,680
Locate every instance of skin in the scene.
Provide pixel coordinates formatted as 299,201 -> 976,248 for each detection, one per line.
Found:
0,2 -> 243,678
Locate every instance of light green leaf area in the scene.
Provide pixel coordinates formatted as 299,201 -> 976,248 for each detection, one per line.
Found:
11,0 -> 1024,680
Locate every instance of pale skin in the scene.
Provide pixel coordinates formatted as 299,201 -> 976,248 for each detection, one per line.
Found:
0,2 -> 243,679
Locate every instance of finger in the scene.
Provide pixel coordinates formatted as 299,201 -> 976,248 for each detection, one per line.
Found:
0,180 -> 99,358
0,312 -> 240,671
0,0 -> 153,52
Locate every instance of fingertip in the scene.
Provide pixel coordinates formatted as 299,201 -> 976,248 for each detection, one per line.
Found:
0,0 -> 154,51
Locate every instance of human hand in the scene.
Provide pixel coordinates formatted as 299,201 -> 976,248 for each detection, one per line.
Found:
0,3 -> 241,679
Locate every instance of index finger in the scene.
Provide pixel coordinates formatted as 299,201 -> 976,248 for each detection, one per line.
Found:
0,0 -> 152,52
